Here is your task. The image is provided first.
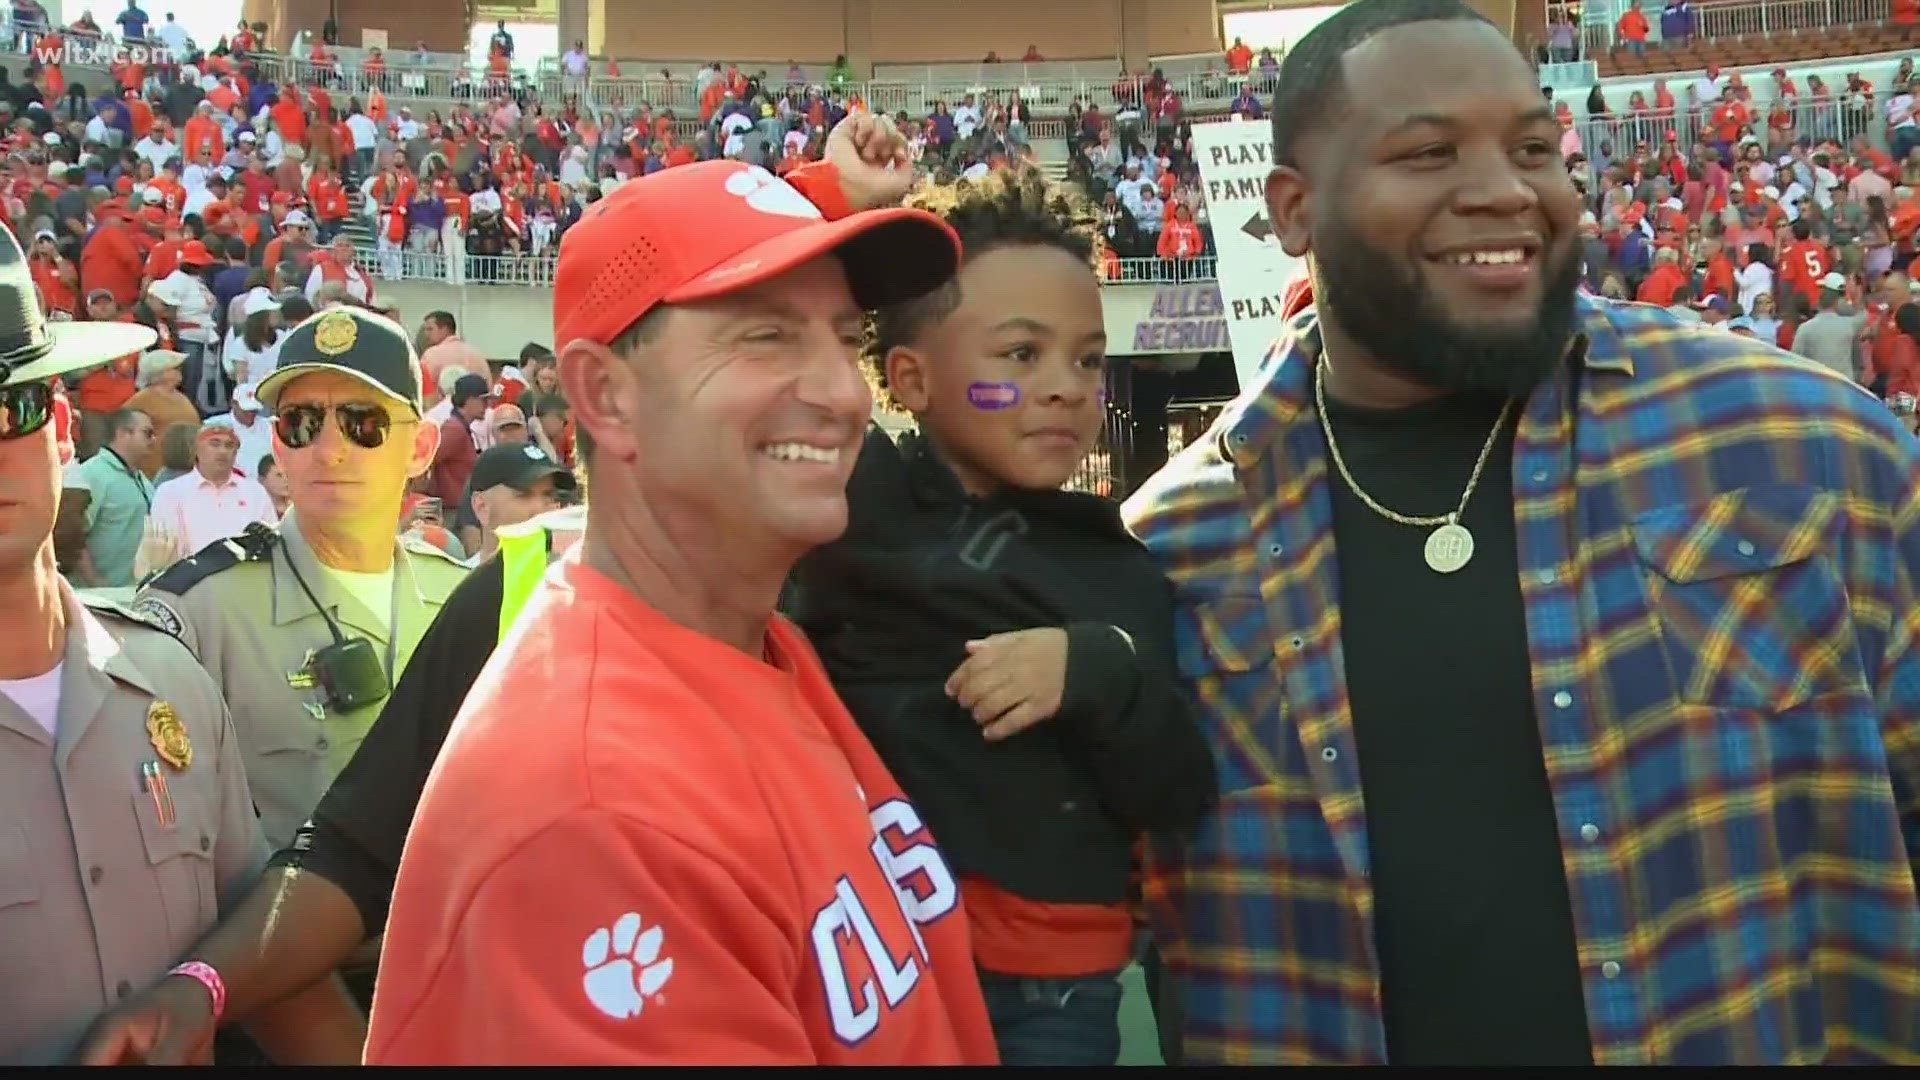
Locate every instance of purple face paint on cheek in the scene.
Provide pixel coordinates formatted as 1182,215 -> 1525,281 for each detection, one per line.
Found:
967,381 -> 1021,410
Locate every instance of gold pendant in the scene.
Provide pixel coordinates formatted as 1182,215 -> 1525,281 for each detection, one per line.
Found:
1424,522 -> 1475,574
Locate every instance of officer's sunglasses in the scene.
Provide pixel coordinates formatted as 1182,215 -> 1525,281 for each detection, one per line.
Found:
274,401 -> 404,450
0,381 -> 56,441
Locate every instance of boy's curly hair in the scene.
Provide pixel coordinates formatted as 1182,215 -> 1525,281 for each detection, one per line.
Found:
864,166 -> 1106,410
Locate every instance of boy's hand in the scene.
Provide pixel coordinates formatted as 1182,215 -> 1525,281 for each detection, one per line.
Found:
945,628 -> 1069,741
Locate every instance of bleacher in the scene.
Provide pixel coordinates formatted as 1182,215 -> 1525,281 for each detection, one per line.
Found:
1589,0 -> 1908,76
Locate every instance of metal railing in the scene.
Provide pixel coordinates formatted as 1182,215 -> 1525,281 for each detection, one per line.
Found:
1107,255 -> 1219,284
342,244 -> 1221,288
1693,0 -> 1891,37
1592,0 -> 1892,49
1575,95 -> 1888,156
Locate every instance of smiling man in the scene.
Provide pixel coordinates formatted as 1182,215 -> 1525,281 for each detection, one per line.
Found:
367,121 -> 1000,1065
1124,0 -> 1920,1066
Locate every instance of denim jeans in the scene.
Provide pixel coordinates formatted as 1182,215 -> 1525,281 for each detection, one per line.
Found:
978,969 -> 1124,1066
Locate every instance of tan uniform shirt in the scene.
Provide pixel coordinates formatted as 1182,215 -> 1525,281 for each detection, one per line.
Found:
0,582 -> 267,1065
132,509 -> 469,850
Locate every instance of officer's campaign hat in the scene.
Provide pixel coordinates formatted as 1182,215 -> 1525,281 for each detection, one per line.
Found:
0,226 -> 155,387
256,306 -> 425,415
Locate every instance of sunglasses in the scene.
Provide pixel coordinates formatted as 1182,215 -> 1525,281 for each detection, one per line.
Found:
0,381 -> 55,441
273,401 -> 406,450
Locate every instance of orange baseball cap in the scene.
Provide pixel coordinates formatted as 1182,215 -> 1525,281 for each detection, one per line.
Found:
551,161 -> 961,353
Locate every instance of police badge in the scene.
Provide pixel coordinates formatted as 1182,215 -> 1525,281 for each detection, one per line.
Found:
146,701 -> 192,770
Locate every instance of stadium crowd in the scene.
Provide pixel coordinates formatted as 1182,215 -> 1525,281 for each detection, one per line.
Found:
1559,53 -> 1920,422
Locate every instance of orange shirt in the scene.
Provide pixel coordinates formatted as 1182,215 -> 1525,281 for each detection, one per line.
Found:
270,98 -> 307,147
182,116 -> 224,163
29,253 -> 78,316
125,97 -> 154,140
367,561 -> 1000,1066
143,237 -> 183,281
308,175 -> 348,222
963,879 -> 1134,978
1780,238 -> 1831,300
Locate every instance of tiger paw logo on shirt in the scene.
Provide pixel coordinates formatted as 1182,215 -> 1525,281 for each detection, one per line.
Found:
581,911 -> 674,1020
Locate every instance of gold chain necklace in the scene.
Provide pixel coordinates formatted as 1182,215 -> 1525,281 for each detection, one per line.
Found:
1314,357 -> 1516,574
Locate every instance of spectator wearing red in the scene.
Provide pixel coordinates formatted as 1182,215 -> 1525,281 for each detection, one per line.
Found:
71,290 -> 143,416
1225,36 -> 1253,74
1885,303 -> 1920,408
307,159 -> 350,238
304,235 -> 375,306
27,229 -> 77,316
258,206 -> 317,279
181,100 -> 224,163
270,86 -> 308,148
427,373 -> 489,528
79,206 -> 146,308
1157,202 -> 1204,260
1636,245 -> 1690,306
1778,219 -> 1834,306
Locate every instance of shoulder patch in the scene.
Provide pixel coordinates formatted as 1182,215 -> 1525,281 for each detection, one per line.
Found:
92,594 -> 185,638
140,529 -> 278,596
402,532 -> 472,567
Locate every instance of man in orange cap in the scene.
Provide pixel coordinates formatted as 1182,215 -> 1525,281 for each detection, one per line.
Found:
368,115 -> 1000,1065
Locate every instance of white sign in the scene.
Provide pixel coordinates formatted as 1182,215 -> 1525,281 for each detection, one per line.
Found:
362,28 -> 389,50
1190,120 -> 1302,391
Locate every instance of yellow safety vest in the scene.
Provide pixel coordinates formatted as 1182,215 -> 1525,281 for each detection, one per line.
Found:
495,505 -> 587,637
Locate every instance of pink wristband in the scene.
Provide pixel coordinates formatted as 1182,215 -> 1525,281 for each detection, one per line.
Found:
166,961 -> 226,1023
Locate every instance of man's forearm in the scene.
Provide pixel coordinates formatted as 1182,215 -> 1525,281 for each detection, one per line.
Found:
193,866 -> 368,1023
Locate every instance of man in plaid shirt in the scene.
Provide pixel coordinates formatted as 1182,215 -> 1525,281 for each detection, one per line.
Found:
1124,0 -> 1920,1066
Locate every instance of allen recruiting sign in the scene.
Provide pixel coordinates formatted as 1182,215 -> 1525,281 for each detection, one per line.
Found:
1190,119 -> 1303,391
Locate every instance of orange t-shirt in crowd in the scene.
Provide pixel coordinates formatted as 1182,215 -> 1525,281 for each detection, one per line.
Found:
125,96 -> 153,139
270,96 -> 307,147
366,560 -> 1000,1066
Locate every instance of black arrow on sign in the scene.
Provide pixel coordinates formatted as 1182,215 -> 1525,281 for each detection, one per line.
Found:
1242,211 -> 1275,242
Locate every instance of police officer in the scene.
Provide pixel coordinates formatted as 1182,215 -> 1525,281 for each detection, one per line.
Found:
76,505 -> 585,1065
0,226 -> 269,1065
131,307 -> 469,855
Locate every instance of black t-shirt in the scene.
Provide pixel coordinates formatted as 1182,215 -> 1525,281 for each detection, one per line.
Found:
272,555 -> 504,936
1323,390 -> 1593,1065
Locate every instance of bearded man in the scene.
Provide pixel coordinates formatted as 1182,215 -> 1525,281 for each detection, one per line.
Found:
1124,0 -> 1920,1067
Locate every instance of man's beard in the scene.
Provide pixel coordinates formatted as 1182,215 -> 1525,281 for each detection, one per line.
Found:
1312,211 -> 1582,406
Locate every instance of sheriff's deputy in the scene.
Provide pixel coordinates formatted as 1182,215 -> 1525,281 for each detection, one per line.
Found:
132,307 -> 469,854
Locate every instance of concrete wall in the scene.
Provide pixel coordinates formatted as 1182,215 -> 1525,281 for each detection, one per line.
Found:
238,0 -> 470,53
595,0 -> 1222,70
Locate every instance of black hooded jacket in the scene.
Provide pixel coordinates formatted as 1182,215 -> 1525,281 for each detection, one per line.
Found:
788,428 -> 1217,905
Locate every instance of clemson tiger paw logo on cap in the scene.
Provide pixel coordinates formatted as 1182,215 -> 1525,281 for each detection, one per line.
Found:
723,166 -> 822,221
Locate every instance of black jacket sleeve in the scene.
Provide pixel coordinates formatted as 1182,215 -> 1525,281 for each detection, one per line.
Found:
269,556 -> 506,936
1055,586 -> 1219,835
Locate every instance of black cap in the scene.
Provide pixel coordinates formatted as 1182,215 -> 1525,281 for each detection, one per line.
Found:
450,373 -> 492,405
255,307 -> 424,414
0,225 -> 154,387
470,443 -> 576,494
